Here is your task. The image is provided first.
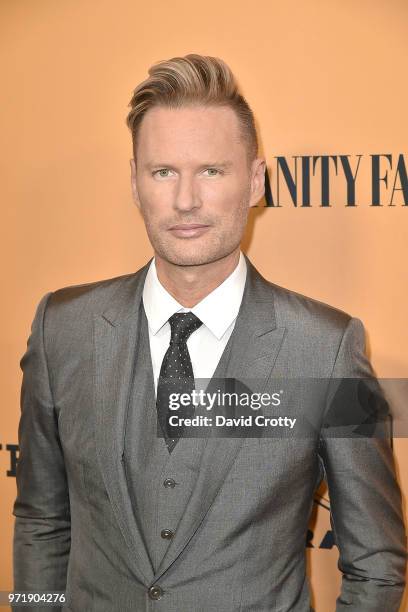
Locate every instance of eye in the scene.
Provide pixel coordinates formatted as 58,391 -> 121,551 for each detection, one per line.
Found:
204,168 -> 222,176
153,168 -> 173,178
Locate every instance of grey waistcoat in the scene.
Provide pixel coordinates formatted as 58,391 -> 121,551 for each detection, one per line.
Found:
123,303 -> 234,574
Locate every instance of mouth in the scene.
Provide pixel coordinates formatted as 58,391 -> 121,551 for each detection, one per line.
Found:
168,224 -> 210,238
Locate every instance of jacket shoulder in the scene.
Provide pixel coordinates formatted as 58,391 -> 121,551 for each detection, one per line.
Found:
262,276 -> 355,333
33,266 -> 149,357
46,265 -> 147,314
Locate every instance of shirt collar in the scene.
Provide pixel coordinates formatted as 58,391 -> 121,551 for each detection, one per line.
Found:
142,252 -> 247,340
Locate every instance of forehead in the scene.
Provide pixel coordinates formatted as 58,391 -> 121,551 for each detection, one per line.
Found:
135,104 -> 245,162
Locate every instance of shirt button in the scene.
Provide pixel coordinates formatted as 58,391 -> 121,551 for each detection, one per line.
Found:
161,528 -> 174,540
163,478 -> 176,488
148,585 -> 164,600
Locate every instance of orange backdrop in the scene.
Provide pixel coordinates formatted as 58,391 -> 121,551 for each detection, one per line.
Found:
1,1 -> 407,610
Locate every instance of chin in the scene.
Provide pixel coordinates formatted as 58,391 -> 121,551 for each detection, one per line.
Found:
157,245 -> 233,267
164,253 -> 215,267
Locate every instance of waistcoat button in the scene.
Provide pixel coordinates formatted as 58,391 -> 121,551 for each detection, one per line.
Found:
148,585 -> 164,600
163,478 -> 176,488
161,528 -> 174,540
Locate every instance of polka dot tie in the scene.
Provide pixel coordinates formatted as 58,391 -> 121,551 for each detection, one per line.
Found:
156,312 -> 203,453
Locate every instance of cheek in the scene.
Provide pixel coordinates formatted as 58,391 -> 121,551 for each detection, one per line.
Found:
201,180 -> 248,210
139,184 -> 173,216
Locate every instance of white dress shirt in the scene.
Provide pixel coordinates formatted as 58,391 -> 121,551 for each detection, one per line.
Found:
142,252 -> 247,394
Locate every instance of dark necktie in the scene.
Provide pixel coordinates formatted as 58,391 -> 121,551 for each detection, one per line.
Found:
156,312 -> 203,453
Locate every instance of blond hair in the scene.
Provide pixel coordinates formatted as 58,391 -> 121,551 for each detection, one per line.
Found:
126,53 -> 258,162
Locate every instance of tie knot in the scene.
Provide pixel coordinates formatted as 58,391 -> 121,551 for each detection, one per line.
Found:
168,312 -> 202,344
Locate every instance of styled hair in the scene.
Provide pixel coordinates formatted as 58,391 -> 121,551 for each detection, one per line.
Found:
126,53 -> 258,162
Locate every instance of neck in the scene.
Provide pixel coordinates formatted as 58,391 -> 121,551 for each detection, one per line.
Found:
154,249 -> 241,308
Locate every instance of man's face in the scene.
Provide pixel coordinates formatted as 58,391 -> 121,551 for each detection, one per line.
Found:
130,104 -> 265,267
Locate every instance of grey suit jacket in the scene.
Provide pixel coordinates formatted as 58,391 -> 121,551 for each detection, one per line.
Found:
13,256 -> 407,611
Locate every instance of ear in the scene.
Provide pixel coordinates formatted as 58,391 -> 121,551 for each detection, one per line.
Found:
248,157 -> 266,208
130,158 -> 141,209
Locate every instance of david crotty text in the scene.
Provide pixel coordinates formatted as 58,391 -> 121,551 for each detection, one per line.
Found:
168,415 -> 297,429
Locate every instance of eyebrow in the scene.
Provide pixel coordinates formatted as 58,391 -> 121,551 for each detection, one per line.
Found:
143,161 -> 234,170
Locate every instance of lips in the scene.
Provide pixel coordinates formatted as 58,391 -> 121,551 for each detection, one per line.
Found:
168,224 -> 210,238
170,224 -> 208,229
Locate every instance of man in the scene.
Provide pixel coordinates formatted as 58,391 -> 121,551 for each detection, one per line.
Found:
13,54 -> 406,611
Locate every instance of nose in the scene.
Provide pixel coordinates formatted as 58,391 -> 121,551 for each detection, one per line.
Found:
173,173 -> 202,213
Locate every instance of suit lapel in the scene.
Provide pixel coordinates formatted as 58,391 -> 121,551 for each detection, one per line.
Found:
154,255 -> 286,580
93,261 -> 155,584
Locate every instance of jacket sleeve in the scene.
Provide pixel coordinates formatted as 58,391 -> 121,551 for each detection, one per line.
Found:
12,291 -> 71,612
318,316 -> 407,612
